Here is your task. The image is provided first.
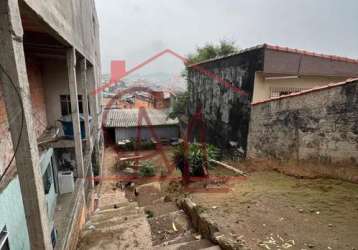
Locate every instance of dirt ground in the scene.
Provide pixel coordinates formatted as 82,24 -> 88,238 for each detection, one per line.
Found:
102,146 -> 358,250
190,171 -> 358,249
104,146 -> 197,246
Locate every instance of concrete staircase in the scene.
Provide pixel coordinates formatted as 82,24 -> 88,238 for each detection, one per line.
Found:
77,186 -> 220,250
77,189 -> 153,250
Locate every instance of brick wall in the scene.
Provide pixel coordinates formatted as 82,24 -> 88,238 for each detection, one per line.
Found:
247,79 -> 358,165
0,61 -> 47,175
28,62 -> 48,137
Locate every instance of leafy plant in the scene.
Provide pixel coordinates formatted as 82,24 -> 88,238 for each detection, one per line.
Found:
139,161 -> 156,177
186,40 -> 239,65
173,143 -> 187,176
172,143 -> 220,177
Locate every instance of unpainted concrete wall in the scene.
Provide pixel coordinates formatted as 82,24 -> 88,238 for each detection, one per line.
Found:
247,80 -> 358,165
187,49 -> 264,149
42,59 -> 87,127
22,0 -> 100,67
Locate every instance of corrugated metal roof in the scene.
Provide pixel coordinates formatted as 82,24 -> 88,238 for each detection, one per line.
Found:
103,108 -> 179,128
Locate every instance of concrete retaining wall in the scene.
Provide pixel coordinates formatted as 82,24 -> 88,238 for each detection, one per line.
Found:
179,198 -> 248,250
247,79 -> 358,165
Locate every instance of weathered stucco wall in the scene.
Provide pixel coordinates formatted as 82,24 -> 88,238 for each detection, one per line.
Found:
247,80 -> 358,165
187,49 -> 264,149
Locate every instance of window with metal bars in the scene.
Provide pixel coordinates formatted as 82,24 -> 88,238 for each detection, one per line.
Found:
60,95 -> 83,116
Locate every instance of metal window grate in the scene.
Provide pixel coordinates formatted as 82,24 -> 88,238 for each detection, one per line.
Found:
270,87 -> 307,98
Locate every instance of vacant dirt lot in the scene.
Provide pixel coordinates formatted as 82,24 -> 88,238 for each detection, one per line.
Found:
101,146 -> 358,249
190,171 -> 358,249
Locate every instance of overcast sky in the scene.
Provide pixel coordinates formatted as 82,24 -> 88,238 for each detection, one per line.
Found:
95,0 -> 358,75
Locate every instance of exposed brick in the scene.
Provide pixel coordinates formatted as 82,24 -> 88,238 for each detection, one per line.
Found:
0,61 -> 47,175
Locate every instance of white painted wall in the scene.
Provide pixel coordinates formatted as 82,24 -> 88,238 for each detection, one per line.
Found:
253,72 -> 347,102
115,126 -> 179,142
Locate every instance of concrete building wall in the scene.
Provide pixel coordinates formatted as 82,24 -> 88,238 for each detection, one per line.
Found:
247,79 -> 358,165
0,177 -> 30,250
0,61 -> 47,174
115,126 -> 179,142
187,49 -> 264,149
22,0 -> 100,66
42,59 -> 86,127
252,72 -> 347,102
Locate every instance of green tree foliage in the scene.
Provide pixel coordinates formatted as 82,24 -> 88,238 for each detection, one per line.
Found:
186,40 -> 239,65
168,91 -> 189,119
173,143 -> 220,177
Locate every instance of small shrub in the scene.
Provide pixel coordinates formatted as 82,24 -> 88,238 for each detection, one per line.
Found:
172,143 -> 220,177
145,209 -> 154,218
139,162 -> 156,177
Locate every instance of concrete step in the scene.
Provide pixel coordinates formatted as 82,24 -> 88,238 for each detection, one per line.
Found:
98,193 -> 127,206
78,216 -> 152,250
89,211 -> 144,229
98,200 -> 136,210
81,216 -> 148,237
90,207 -> 144,224
201,246 -> 221,250
94,202 -> 139,215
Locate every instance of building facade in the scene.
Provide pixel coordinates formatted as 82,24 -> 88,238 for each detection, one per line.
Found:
0,0 -> 103,249
187,44 -> 358,151
104,109 -> 179,144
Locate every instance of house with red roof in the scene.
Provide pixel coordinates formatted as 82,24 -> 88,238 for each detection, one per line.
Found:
186,44 -> 358,150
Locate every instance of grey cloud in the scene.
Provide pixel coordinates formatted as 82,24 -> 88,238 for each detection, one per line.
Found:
95,0 -> 358,74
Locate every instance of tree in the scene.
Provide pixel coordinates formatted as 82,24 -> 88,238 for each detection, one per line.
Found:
168,91 -> 189,119
186,40 -> 239,65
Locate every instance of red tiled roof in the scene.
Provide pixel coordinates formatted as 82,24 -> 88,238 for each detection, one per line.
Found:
252,78 -> 358,106
265,44 -> 358,64
188,44 -> 358,67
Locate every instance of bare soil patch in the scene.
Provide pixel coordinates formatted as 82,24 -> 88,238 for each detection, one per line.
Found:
190,171 -> 358,249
